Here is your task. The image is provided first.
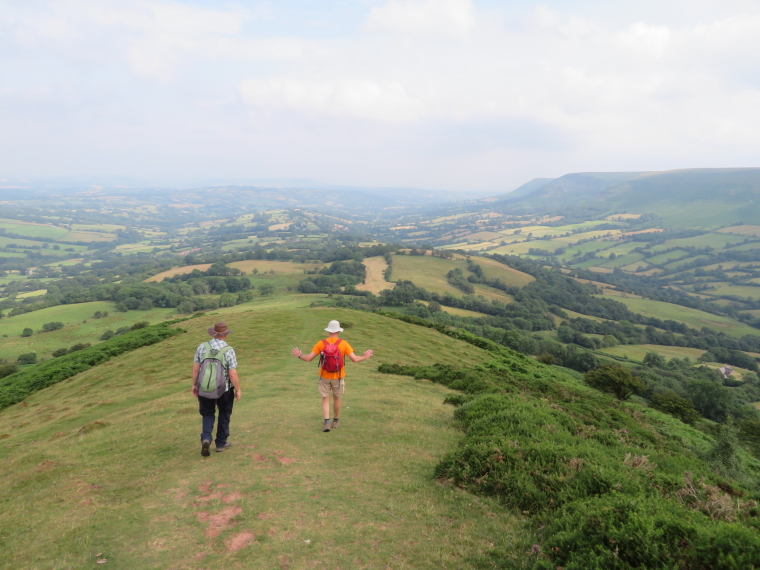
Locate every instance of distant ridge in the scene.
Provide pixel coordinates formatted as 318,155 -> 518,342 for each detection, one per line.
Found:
496,168 -> 760,227
497,177 -> 556,199
518,172 -> 649,201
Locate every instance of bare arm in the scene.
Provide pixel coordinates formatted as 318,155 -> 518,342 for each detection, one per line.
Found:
191,362 -> 200,397
228,368 -> 241,401
347,350 -> 373,363
292,348 -> 318,362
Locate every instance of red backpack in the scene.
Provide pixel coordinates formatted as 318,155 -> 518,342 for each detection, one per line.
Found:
319,339 -> 344,373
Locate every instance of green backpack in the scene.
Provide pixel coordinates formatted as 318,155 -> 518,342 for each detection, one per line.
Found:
197,342 -> 232,399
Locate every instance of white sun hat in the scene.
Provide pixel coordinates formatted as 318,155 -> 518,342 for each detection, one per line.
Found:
324,320 -> 343,333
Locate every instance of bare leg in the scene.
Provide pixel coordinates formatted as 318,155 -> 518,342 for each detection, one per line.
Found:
322,396 -> 330,420
333,396 -> 341,419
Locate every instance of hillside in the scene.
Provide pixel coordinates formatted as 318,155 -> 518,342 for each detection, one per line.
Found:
504,168 -> 760,227
0,308 -> 521,568
599,168 -> 760,227
514,171 -> 647,202
390,253 -> 533,303
3,304 -> 760,568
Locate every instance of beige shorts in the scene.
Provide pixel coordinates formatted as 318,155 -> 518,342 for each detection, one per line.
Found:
319,378 -> 345,398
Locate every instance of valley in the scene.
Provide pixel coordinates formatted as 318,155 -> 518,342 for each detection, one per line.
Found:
1,170 -> 760,567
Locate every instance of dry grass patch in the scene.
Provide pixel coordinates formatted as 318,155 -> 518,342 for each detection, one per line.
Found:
357,257 -> 390,295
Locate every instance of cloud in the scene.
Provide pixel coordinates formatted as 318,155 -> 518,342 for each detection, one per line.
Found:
239,77 -> 425,122
367,0 -> 475,39
3,0 -> 760,190
617,22 -> 671,57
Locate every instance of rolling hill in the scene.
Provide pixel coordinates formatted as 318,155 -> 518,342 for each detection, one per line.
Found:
507,168 -> 760,227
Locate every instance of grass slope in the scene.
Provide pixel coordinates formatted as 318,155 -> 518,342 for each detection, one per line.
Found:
0,308 -> 521,569
597,292 -> 759,338
0,302 -> 175,361
391,254 -> 528,303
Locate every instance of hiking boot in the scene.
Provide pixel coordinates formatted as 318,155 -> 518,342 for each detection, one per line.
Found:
323,421 -> 331,432
201,440 -> 211,457
331,419 -> 340,429
216,442 -> 232,452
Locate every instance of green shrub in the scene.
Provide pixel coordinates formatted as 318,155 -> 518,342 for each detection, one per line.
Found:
67,343 -> 91,353
100,330 -> 115,341
537,352 -> 556,365
585,363 -> 646,400
643,351 -> 666,368
17,353 -> 37,365
529,495 -> 760,570
650,390 -> 701,424
0,363 -> 17,379
41,321 -> 64,332
52,348 -> 69,358
20,328 -> 32,338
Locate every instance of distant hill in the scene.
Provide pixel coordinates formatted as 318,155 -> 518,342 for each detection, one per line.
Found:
516,172 -> 649,202
497,168 -> 760,227
0,184 -> 468,213
496,177 -> 556,199
597,168 -> 760,226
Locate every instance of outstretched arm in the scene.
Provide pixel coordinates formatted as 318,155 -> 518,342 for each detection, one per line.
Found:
292,348 -> 318,362
347,350 -> 373,363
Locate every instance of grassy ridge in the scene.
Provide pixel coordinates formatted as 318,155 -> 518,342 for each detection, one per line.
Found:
0,308 -> 523,569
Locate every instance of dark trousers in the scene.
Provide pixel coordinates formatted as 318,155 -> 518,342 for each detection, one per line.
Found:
198,389 -> 234,446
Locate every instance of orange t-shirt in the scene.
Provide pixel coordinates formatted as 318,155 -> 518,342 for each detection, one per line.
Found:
312,338 -> 354,379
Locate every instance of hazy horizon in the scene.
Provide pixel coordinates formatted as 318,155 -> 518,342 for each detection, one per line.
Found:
2,0 -> 760,193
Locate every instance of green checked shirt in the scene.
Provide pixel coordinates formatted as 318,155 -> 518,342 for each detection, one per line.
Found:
194,339 -> 237,391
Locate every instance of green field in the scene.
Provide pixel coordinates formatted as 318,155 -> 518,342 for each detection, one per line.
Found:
0,302 -> 175,361
703,284 -> 760,300
599,293 -> 759,337
391,254 -> 529,303
0,221 -> 69,239
598,344 -> 706,363
0,308 -> 521,568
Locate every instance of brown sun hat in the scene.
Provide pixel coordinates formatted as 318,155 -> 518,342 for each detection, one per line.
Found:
208,322 -> 232,337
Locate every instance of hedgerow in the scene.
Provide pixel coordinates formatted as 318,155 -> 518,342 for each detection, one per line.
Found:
0,321 -> 185,410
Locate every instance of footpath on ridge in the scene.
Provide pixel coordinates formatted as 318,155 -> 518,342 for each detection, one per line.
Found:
0,308 -> 520,569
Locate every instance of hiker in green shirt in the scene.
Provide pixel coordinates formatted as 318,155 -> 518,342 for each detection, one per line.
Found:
192,322 -> 241,457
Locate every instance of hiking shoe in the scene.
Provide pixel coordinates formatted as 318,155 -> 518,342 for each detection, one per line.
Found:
323,422 -> 331,432
216,442 -> 232,452
331,419 -> 340,429
201,440 -> 211,457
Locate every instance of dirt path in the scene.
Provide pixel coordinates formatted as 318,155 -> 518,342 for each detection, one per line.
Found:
357,256 -> 391,294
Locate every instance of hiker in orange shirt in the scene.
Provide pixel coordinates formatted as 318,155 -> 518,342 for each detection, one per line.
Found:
291,320 -> 373,432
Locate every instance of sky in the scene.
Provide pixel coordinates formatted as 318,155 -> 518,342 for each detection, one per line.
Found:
2,0 -> 760,193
